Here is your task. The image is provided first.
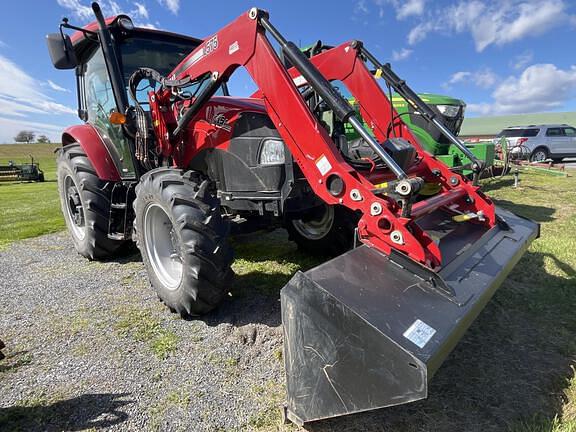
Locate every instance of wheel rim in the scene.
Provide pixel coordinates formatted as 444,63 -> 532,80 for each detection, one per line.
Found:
64,175 -> 85,240
291,205 -> 335,240
144,204 -> 183,290
532,150 -> 547,162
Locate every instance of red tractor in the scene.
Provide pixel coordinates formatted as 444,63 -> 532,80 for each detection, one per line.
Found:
48,3 -> 538,424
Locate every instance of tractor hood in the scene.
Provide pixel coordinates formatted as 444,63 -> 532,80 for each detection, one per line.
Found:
392,93 -> 465,108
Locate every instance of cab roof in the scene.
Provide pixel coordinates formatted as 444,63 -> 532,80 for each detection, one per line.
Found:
70,14 -> 202,54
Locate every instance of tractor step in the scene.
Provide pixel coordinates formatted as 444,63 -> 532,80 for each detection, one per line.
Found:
281,207 -> 538,424
107,233 -> 126,241
107,182 -> 136,242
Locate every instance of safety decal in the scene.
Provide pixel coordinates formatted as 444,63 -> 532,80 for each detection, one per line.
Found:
293,75 -> 307,87
315,155 -> 332,176
403,319 -> 436,349
228,41 -> 239,55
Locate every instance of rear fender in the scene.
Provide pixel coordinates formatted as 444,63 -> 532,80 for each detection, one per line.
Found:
61,124 -> 121,181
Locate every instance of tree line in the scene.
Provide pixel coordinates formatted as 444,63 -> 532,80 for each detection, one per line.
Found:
13,131 -> 51,144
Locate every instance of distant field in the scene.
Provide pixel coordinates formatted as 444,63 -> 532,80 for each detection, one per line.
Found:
0,143 -> 64,249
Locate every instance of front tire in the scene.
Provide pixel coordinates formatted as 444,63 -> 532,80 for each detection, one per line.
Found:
286,204 -> 358,256
134,168 -> 233,316
530,147 -> 549,162
57,143 -> 124,259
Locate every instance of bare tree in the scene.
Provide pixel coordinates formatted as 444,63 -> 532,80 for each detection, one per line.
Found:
14,130 -> 36,144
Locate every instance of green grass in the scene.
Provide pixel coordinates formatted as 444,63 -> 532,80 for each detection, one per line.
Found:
0,148 -> 574,429
113,306 -> 179,359
481,171 -> 576,431
0,143 -> 64,249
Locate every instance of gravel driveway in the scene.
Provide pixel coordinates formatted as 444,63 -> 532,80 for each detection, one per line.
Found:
0,231 -> 571,431
0,232 -> 288,431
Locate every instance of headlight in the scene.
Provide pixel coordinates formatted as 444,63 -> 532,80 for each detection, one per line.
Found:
259,139 -> 285,165
436,104 -> 460,118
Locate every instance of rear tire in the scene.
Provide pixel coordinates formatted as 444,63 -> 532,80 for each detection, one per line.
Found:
133,168 -> 234,317
57,143 -> 124,260
286,204 -> 358,256
530,147 -> 549,162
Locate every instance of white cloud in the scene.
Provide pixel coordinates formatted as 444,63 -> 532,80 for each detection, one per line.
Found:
407,21 -> 434,45
57,0 -> 157,28
446,71 -> 471,85
354,0 -> 369,14
396,0 -> 426,19
408,0 -> 571,52
510,51 -> 534,70
445,69 -> 498,89
355,0 -> 425,19
133,2 -> 149,19
0,54 -> 75,142
107,0 -> 123,15
157,0 -> 179,15
46,80 -> 70,93
392,48 -> 413,61
468,64 -> 576,115
56,0 -> 93,21
0,116 -> 65,144
0,40 -> 7,49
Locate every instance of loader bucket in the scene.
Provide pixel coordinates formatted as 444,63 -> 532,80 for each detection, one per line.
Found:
281,207 -> 539,424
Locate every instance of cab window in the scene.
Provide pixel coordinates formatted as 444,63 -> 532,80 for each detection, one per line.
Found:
84,48 -> 135,177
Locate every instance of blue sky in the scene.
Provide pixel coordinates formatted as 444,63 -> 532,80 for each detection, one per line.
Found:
0,0 -> 575,142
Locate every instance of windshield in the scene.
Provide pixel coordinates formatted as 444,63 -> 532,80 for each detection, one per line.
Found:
119,34 -> 199,81
118,33 -> 227,104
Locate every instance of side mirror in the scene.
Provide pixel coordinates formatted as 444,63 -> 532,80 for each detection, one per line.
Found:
46,33 -> 77,69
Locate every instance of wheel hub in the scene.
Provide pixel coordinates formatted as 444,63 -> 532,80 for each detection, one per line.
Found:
143,204 -> 183,290
64,175 -> 85,240
291,205 -> 335,240
533,150 -> 547,162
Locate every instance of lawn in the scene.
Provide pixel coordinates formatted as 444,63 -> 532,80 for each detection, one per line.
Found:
0,144 -> 64,250
481,171 -> 576,432
0,142 -> 574,430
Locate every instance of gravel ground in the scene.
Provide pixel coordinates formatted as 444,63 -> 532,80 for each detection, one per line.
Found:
0,232 -> 288,432
0,231 -> 572,431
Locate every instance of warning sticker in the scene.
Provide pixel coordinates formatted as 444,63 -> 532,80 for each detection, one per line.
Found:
315,155 -> 332,176
293,75 -> 308,87
228,41 -> 239,55
403,319 -> 436,349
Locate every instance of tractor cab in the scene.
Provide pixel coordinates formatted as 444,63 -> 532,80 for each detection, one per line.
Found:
48,15 -> 228,179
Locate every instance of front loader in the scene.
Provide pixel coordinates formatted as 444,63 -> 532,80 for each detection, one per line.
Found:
297,41 -> 495,177
47,3 -> 538,425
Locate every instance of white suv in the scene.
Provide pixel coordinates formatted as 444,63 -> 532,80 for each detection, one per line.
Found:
494,124 -> 576,162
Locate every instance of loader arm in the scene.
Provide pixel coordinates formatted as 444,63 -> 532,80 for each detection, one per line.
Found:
148,8 -> 496,269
